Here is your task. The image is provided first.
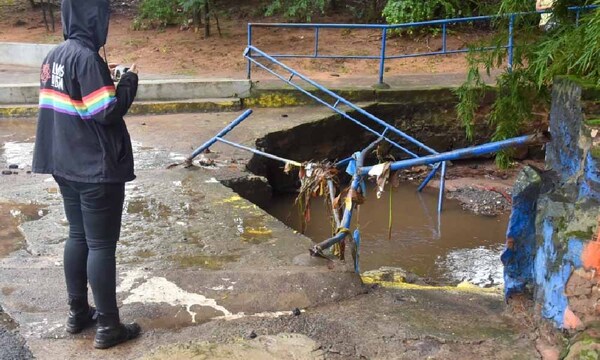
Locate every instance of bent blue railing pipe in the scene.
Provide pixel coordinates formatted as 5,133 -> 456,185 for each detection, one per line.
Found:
417,163 -> 441,192
184,109 -> 302,168
360,134 -> 544,174
215,137 -> 302,167
245,52 -> 421,159
248,5 -> 598,84
246,45 -> 439,156
438,162 -> 447,213
187,109 -> 253,162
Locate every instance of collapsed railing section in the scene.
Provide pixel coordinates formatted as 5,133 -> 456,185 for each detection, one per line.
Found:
310,132 -> 549,271
244,45 -> 449,212
179,110 -> 549,272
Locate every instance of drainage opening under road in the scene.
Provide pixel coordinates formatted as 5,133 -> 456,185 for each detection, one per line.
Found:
217,106 -> 541,288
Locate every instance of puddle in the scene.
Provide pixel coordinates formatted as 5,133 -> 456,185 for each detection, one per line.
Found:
234,215 -> 273,244
132,141 -> 186,170
0,202 -> 48,258
2,142 -> 34,168
0,139 -> 184,171
264,184 -> 508,286
126,198 -> 172,220
171,254 -> 240,270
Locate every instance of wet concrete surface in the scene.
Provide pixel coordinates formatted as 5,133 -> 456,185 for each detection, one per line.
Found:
0,110 -> 539,359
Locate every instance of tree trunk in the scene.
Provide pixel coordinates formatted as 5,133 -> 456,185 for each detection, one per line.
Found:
204,1 -> 210,38
49,1 -> 55,32
210,1 -> 222,37
214,12 -> 222,37
193,8 -> 201,32
41,0 -> 49,32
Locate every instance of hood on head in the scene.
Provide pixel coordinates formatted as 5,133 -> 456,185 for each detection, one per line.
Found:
61,0 -> 110,51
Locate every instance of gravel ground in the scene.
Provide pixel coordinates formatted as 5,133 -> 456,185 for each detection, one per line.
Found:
446,186 -> 512,216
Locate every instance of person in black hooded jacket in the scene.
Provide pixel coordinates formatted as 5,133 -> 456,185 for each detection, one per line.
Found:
32,0 -> 141,349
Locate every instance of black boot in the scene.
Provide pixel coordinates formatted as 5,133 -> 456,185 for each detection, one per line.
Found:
66,298 -> 97,334
94,313 -> 141,349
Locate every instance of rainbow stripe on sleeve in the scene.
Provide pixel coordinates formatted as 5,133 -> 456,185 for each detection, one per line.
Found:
39,86 -> 117,120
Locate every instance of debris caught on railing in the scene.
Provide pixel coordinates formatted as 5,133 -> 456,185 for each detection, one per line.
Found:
296,162 -> 339,233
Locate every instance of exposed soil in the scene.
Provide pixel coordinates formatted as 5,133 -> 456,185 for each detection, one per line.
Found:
0,1 -> 493,80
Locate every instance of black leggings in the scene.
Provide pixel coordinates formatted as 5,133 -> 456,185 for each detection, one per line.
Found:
54,176 -> 125,316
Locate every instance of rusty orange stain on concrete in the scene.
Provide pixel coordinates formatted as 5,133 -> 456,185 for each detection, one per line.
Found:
563,307 -> 584,330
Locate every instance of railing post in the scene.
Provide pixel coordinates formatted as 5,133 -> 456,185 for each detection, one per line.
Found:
375,27 -> 390,89
437,161 -> 447,213
507,15 -> 515,72
247,24 -> 253,80
442,23 -> 447,53
576,9 -> 581,27
314,27 -> 320,57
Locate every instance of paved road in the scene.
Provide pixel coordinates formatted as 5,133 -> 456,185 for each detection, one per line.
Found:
0,306 -> 33,360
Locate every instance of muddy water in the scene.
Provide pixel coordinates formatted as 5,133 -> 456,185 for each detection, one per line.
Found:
265,184 -> 509,286
0,203 -> 48,258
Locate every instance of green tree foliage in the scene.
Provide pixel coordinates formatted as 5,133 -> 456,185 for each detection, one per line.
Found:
382,0 -> 499,32
382,0 -> 466,26
262,0 -> 387,22
343,0 -> 387,22
456,0 -> 600,167
134,0 -> 180,28
135,0 -> 220,36
264,0 -> 327,22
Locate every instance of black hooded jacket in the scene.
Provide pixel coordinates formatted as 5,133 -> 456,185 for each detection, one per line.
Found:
32,0 -> 138,183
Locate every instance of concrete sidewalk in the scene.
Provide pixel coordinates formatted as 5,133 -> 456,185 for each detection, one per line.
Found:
1,63 -> 498,87
1,64 -> 251,103
0,65 -> 499,118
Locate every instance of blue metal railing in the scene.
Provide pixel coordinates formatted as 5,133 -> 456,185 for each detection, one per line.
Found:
247,5 -> 598,85
245,45 -> 447,210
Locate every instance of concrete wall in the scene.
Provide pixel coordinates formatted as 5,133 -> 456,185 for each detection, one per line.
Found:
136,79 -> 251,100
503,77 -> 600,330
0,42 -> 56,67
